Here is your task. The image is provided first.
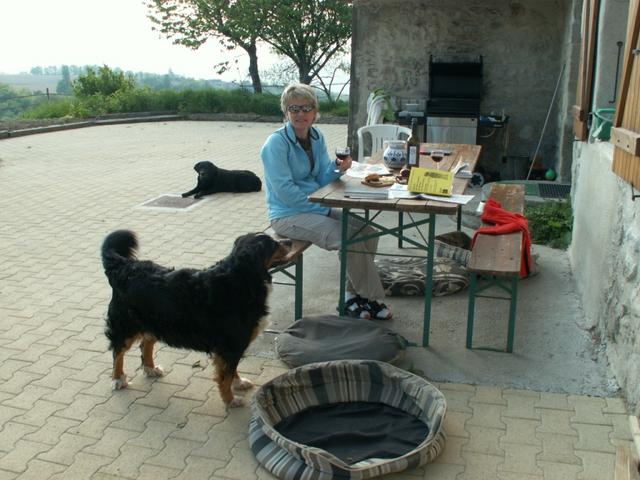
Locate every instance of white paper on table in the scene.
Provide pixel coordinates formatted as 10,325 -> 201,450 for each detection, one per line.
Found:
345,161 -> 391,179
387,183 -> 420,199
387,184 -> 475,204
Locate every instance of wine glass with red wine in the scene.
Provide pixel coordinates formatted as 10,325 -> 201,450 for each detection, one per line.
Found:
335,146 -> 350,172
431,149 -> 444,170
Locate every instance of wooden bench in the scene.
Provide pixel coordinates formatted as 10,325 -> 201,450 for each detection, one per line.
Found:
265,228 -> 312,321
466,183 -> 525,353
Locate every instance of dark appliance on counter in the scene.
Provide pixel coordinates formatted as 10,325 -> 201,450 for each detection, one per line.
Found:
426,55 -> 483,144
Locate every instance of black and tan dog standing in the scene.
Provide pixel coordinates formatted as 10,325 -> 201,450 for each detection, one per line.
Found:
101,230 -> 291,407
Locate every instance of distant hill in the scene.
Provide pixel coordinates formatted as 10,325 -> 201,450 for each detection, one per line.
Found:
0,71 -> 247,94
0,74 -> 64,93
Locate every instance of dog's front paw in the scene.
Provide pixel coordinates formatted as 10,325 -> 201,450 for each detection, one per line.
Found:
228,396 -> 245,408
233,377 -> 254,391
112,375 -> 128,390
143,365 -> 165,377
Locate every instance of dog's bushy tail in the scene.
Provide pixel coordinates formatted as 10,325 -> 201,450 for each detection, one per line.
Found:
101,230 -> 138,275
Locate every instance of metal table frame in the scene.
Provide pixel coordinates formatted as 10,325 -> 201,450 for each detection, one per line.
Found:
309,143 -> 481,347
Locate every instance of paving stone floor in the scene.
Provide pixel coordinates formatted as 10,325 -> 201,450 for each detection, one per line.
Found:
0,121 -> 632,479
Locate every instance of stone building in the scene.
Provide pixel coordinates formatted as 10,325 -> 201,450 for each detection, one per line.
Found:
349,0 -> 640,412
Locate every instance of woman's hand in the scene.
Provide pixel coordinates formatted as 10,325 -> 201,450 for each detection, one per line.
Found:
336,155 -> 353,172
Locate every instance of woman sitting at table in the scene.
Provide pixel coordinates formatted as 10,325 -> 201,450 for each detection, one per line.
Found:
260,83 -> 392,320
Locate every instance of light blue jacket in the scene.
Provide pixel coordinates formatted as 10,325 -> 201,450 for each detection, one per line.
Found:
260,122 -> 343,221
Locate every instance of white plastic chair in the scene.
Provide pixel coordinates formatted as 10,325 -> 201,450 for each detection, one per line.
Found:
356,124 -> 412,163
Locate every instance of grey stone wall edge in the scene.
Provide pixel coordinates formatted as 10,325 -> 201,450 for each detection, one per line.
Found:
0,112 -> 347,139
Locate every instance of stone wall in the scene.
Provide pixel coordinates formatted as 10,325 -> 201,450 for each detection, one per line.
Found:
349,0 -> 576,180
569,141 -> 640,412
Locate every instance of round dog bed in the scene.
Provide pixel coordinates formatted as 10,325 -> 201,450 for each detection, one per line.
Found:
250,360 -> 447,479
275,314 -> 408,368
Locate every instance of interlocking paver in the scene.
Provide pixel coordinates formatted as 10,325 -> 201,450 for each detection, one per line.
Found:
573,423 -> 616,452
499,443 -> 543,476
0,121 -> 634,479
109,404 -> 164,433
127,420 -> 176,450
434,435 -> 466,465
98,444 -> 158,479
191,429 -> 246,462
569,395 -> 611,425
537,408 -> 578,436
536,432 -> 581,465
537,461 -> 583,480
0,440 -> 51,473
23,416 -> 80,446
170,412 -> 224,442
83,426 -> 141,458
466,402 -> 507,429
137,464 -> 181,479
172,455 -> 227,480
463,425 -> 505,456
12,458 -> 66,480
36,432 -> 98,465
214,440 -> 259,480
12,399 -> 66,427
442,410 -> 471,438
574,449 -> 616,480
501,416 -> 542,445
536,391 -> 573,411
503,391 -> 541,420
0,422 -> 38,453
49,452 -> 112,480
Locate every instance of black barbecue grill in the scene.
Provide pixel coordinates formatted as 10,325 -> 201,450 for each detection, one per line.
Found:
426,55 -> 483,144
427,55 -> 483,116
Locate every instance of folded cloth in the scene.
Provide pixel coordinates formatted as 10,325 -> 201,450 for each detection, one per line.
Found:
472,198 -> 533,278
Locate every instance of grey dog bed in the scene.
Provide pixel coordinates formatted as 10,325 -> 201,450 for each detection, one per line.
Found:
275,314 -> 408,368
250,359 -> 447,479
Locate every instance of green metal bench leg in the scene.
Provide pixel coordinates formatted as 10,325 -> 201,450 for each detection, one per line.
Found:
397,212 -> 404,248
466,272 -> 478,349
338,208 -> 349,316
422,214 -> 436,347
506,276 -> 518,353
294,255 -> 303,321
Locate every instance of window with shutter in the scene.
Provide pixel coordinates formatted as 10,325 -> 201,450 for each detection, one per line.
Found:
573,0 -> 600,141
611,0 -> 640,187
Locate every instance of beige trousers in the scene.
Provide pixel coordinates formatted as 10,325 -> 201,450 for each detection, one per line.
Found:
271,209 -> 386,300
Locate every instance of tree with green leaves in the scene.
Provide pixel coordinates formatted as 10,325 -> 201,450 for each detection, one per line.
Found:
56,65 -> 73,95
146,0 -> 265,93
259,1 -> 352,85
146,0 -> 352,92
73,65 -> 135,97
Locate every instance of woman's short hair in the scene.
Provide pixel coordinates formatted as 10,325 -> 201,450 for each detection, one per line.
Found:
280,83 -> 318,115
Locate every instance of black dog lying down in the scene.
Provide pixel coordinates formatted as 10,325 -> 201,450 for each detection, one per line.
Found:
182,160 -> 262,199
101,230 -> 291,407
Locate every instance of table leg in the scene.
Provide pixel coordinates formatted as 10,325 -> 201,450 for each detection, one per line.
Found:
456,205 -> 462,231
338,208 -> 349,316
422,213 -> 436,347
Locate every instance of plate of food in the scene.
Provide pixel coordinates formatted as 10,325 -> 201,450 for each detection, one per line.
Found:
362,173 -> 395,187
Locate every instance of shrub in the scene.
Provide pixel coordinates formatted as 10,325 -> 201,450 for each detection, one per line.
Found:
73,65 -> 135,97
525,200 -> 573,249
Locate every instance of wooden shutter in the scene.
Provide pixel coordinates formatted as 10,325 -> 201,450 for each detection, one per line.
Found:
611,0 -> 640,187
573,0 -> 600,141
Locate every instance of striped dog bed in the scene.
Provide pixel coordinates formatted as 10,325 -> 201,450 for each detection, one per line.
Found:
250,360 -> 447,479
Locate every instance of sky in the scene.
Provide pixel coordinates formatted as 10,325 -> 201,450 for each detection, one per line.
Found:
0,0 -> 278,81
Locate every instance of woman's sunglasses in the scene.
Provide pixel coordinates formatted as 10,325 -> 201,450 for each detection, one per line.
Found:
287,104 -> 315,113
